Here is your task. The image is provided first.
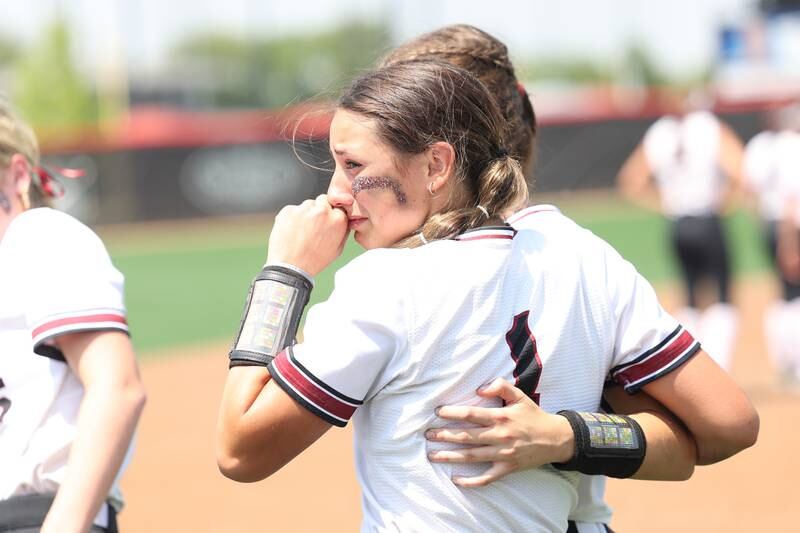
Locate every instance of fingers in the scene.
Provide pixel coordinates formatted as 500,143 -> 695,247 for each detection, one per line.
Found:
425,426 -> 494,445
434,405 -> 498,426
452,463 -> 517,488
428,445 -> 511,464
477,378 -> 527,405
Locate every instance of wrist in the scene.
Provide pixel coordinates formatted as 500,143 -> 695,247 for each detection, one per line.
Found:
263,261 -> 315,287
551,413 -> 576,464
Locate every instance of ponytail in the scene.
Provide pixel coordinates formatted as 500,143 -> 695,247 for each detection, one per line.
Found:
396,153 -> 528,248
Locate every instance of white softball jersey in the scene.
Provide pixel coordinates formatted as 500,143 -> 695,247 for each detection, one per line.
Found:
509,206 -> 613,527
744,130 -> 782,222
0,208 -> 131,522
744,129 -> 800,225
269,206 -> 699,532
643,111 -> 726,218
772,131 -> 800,228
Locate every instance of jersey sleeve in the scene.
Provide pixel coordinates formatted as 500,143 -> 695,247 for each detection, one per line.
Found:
603,245 -> 701,393
23,212 -> 128,360
268,250 -> 408,427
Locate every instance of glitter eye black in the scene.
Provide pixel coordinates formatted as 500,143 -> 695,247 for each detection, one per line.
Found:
352,175 -> 407,205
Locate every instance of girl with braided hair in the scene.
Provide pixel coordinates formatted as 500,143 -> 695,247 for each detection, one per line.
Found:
383,25 -> 757,532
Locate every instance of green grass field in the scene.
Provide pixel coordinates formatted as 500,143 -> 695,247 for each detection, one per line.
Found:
106,196 -> 771,355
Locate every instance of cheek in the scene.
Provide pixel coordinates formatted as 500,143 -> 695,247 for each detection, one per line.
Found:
368,199 -> 428,244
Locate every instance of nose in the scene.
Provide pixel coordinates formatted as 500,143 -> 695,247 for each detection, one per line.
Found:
327,171 -> 354,210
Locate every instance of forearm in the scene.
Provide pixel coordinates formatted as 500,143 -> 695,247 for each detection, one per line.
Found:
621,187 -> 662,213
217,366 -> 273,471
216,367 -> 331,482
43,380 -> 145,533
642,350 -> 759,465
628,410 -> 695,480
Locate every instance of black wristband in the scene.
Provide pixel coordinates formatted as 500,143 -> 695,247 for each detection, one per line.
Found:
553,410 -> 646,479
229,265 -> 313,368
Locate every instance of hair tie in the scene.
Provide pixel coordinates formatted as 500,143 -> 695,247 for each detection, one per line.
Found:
418,231 -> 428,245
32,165 -> 85,198
496,147 -> 509,158
476,205 -> 489,218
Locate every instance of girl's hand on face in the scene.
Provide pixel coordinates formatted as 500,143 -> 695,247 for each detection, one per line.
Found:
425,378 -> 574,487
266,194 -> 349,277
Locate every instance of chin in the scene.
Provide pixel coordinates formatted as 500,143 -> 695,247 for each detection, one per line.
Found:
354,232 -> 390,250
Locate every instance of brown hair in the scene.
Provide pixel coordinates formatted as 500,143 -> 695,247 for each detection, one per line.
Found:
0,97 -> 48,208
339,60 -> 528,247
380,24 -> 537,177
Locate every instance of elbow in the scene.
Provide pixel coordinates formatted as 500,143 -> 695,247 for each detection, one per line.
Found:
732,406 -> 760,451
217,454 -> 253,483
722,404 -> 759,455
131,383 -> 147,417
697,404 -> 760,464
125,381 -> 147,421
216,449 -> 276,483
673,458 -> 695,481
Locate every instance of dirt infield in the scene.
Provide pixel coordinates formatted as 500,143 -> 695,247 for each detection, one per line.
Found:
119,274 -> 796,532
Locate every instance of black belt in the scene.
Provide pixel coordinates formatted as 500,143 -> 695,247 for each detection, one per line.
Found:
0,493 -> 118,532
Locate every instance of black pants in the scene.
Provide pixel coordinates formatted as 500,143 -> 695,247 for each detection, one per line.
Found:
671,215 -> 731,308
763,220 -> 800,301
566,521 -> 614,532
0,494 -> 118,533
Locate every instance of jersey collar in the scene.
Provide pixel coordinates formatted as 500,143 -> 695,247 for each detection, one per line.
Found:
506,204 -> 560,226
454,224 -> 517,242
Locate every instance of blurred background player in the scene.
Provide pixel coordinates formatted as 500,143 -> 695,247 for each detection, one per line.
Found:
743,105 -> 800,385
616,90 -> 746,371
0,98 -> 146,533
773,131 -> 800,384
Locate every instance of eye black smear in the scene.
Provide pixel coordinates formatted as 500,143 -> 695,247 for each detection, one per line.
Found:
352,176 -> 407,205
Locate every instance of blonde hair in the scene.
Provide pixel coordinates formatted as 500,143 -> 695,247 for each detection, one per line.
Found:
0,97 -> 47,208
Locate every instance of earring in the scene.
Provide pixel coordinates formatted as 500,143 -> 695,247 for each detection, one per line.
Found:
19,184 -> 30,211
427,182 -> 436,196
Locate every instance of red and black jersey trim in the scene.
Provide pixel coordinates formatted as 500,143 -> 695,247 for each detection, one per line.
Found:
610,325 -> 701,393
268,347 -> 362,427
31,309 -> 129,361
454,225 -> 517,242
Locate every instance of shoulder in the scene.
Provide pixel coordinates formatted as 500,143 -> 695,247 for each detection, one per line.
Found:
4,209 -> 115,283
687,111 -> 721,133
333,247 -> 414,297
9,208 -> 106,251
506,204 -> 562,228
645,116 -> 676,138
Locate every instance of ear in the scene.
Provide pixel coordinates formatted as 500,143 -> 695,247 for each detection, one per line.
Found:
426,141 -> 456,194
8,153 -> 32,197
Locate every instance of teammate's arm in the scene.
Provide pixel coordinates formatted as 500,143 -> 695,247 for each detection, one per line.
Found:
641,349 -> 758,465
617,143 -> 660,212
41,331 -> 146,533
426,378 -> 697,487
601,385 -> 696,480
